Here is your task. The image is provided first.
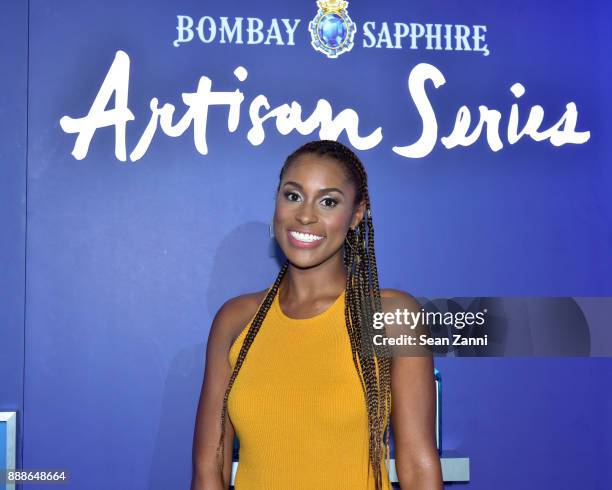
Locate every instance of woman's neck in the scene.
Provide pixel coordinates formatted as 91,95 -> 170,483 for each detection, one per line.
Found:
281,252 -> 347,303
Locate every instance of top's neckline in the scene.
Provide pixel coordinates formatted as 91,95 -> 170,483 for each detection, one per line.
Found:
275,287 -> 346,323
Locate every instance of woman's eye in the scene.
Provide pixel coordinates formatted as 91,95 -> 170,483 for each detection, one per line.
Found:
321,197 -> 338,208
284,191 -> 301,202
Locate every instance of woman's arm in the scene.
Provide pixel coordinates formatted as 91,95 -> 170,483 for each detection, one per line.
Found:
381,290 -> 443,490
191,299 -> 236,489
190,296 -> 253,489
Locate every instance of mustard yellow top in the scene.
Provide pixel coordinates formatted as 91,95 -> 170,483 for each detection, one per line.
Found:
228,287 -> 391,490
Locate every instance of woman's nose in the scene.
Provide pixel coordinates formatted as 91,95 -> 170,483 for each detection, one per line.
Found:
295,203 -> 318,225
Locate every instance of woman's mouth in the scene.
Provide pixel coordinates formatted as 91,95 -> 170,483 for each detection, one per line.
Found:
287,230 -> 326,249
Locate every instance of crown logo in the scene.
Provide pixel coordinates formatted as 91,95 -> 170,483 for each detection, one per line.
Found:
317,0 -> 348,14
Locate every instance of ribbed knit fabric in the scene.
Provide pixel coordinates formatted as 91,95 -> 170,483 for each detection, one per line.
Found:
228,287 -> 391,490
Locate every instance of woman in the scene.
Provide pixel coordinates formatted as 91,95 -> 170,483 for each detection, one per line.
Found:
190,140 -> 442,489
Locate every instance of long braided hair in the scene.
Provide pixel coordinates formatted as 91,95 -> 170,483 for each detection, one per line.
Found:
216,140 -> 392,490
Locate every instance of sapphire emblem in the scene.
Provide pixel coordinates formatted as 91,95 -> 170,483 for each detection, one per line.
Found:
309,1 -> 356,58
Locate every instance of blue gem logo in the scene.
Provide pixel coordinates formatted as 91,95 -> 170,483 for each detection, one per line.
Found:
309,0 -> 356,58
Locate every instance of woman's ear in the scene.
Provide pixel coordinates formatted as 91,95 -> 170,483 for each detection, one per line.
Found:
350,201 -> 367,230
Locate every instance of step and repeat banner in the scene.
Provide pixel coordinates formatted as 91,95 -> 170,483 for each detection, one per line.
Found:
1,0 -> 611,489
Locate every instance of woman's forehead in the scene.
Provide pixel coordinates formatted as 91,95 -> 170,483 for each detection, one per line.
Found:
281,154 -> 352,188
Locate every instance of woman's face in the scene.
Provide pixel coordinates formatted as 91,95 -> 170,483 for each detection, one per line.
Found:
273,153 -> 364,269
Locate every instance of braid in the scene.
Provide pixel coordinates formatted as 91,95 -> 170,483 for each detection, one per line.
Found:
215,261 -> 289,471
218,140 -> 393,490
341,151 -> 392,490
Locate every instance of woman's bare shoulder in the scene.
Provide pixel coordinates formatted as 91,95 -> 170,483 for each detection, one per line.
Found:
211,289 -> 269,343
379,288 -> 420,312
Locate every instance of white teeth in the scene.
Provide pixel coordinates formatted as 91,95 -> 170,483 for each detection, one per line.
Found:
290,231 -> 324,243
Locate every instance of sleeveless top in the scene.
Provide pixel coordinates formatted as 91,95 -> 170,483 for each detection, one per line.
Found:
228,287 -> 391,490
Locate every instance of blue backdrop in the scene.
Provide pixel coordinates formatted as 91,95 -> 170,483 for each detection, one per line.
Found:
1,0 -> 611,488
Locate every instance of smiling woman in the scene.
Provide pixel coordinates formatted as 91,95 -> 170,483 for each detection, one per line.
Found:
190,140 -> 443,490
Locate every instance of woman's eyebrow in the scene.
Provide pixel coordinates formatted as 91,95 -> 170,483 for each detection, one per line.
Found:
283,181 -> 345,196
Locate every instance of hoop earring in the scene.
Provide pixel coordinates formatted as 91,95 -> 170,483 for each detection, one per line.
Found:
345,228 -> 358,254
269,221 -> 275,238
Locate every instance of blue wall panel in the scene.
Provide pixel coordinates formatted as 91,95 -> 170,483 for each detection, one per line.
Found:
0,0 -> 28,472
0,0 -> 610,489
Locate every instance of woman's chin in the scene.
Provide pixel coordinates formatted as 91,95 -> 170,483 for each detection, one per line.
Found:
281,246 -> 344,270
283,252 -> 322,270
